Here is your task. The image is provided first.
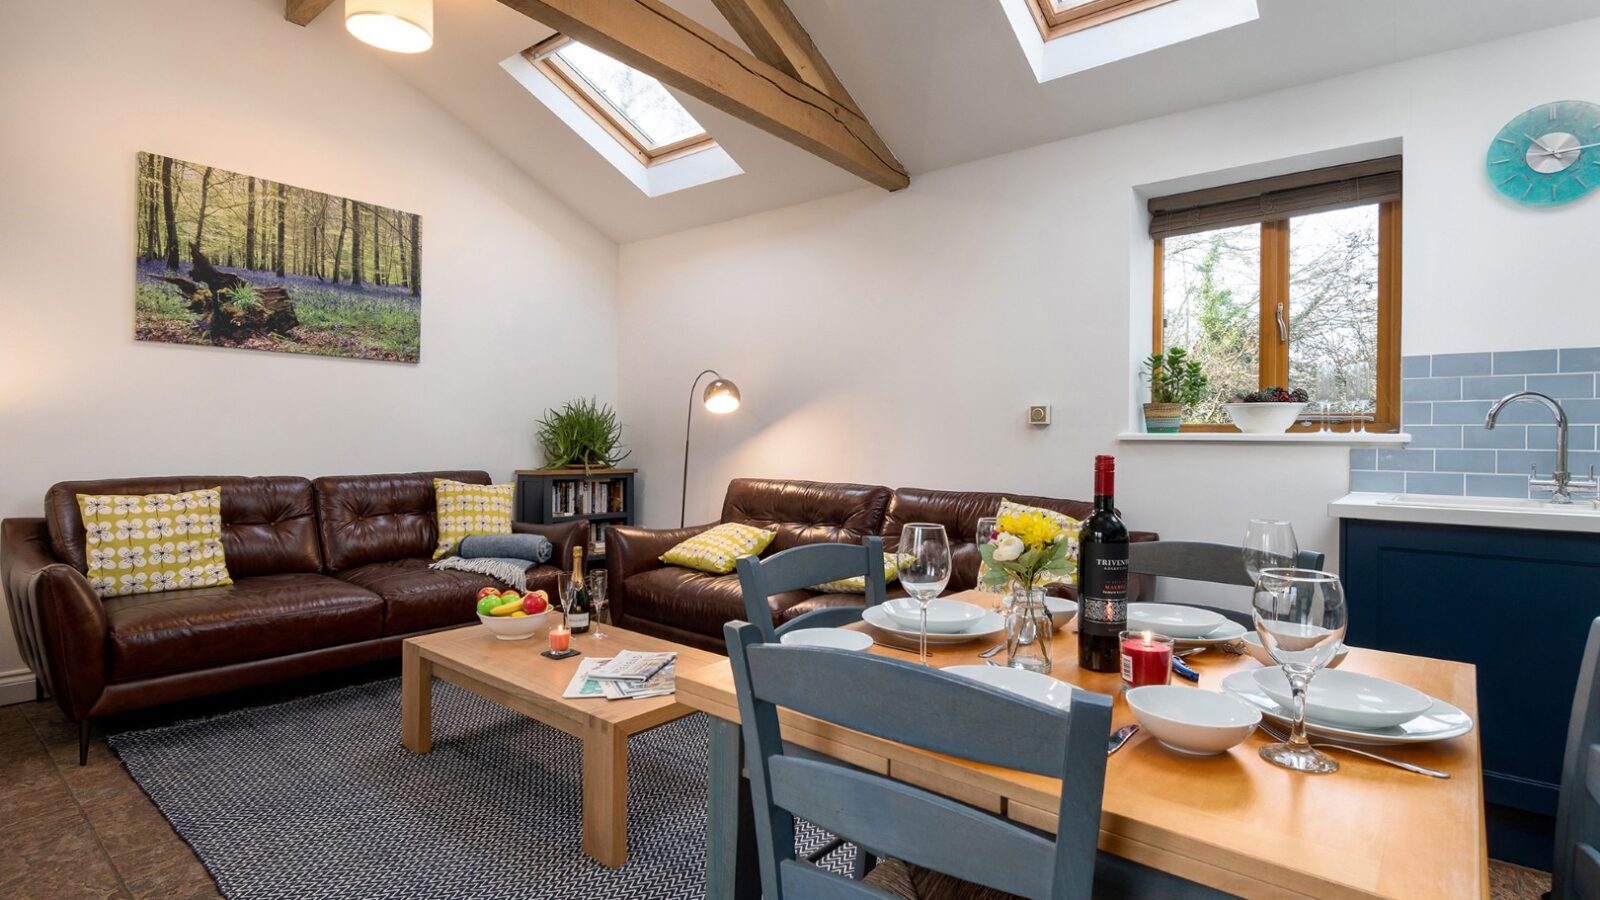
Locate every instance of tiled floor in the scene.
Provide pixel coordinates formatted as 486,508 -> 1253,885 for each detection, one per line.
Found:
0,693 -> 1559,900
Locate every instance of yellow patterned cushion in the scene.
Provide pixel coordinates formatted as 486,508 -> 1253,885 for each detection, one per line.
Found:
433,479 -> 515,559
810,555 -> 906,593
660,523 -> 775,575
77,488 -> 232,598
977,498 -> 1082,588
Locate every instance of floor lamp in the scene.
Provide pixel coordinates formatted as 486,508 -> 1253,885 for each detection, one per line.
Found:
681,369 -> 741,526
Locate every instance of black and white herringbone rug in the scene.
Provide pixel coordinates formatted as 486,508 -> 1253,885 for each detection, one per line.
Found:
109,677 -> 838,900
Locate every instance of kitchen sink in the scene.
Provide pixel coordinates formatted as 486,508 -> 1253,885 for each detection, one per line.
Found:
1376,493 -> 1600,514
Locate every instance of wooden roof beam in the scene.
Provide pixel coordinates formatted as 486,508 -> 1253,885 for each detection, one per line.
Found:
285,0 -> 336,26
708,0 -> 863,118
494,0 -> 908,191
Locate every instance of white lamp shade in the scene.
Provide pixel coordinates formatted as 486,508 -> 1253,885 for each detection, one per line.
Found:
346,0 -> 433,53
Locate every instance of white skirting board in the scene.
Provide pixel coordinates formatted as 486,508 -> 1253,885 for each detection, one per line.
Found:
0,668 -> 38,706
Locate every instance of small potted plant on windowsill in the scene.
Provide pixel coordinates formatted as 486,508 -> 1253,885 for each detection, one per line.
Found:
1224,387 -> 1310,434
1141,347 -> 1208,433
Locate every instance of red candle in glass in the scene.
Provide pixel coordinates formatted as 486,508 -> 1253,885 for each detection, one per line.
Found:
549,626 -> 571,653
1120,630 -> 1172,689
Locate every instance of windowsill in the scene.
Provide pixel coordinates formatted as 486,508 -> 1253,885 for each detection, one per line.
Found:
1118,431 -> 1410,446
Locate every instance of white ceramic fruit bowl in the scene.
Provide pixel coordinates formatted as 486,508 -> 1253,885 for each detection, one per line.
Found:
1224,402 -> 1307,434
1125,686 -> 1262,756
477,609 -> 552,640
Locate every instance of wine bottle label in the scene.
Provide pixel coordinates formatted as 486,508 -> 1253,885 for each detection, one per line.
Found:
1080,541 -> 1129,625
569,612 -> 590,628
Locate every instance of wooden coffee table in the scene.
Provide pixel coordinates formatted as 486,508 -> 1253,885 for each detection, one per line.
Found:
401,621 -> 720,867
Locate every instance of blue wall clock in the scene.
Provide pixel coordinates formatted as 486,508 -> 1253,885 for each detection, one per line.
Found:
1487,100 -> 1600,206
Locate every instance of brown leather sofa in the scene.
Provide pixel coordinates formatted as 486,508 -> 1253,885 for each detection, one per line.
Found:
1,470 -> 585,762
606,478 -> 1158,652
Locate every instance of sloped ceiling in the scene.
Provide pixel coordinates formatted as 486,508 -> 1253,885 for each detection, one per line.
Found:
318,0 -> 1600,242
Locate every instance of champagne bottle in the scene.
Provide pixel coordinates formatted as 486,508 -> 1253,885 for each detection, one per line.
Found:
568,546 -> 592,634
1078,455 -> 1129,672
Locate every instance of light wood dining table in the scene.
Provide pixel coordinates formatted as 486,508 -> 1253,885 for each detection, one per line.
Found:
676,591 -> 1488,900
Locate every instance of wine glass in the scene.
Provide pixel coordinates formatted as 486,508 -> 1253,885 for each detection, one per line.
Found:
1243,519 -> 1298,582
899,523 -> 952,666
973,515 -> 1005,612
587,570 -> 608,639
1252,568 -> 1348,774
555,572 -> 578,628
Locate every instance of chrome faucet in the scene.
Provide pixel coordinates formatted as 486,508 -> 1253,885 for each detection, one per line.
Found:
1485,391 -> 1597,504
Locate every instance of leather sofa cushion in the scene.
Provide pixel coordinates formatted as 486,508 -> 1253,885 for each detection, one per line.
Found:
46,476 -> 321,578
314,471 -> 490,572
334,557 -> 550,635
105,573 -> 383,681
720,478 -> 892,553
624,566 -> 813,636
778,585 -> 909,624
884,488 -> 1094,591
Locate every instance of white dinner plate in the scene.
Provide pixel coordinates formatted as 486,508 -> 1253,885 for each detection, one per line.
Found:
779,627 -> 873,652
1127,603 -> 1228,639
942,665 -> 1075,712
1171,619 -> 1249,648
1221,670 -> 1473,746
862,605 -> 1005,646
881,597 -> 987,634
1252,667 -> 1433,729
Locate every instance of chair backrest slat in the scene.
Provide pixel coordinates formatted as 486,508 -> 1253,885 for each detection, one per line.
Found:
770,756 -> 1056,898
744,642 -> 1074,777
1128,540 -> 1325,587
1553,618 -> 1600,898
736,537 -> 886,641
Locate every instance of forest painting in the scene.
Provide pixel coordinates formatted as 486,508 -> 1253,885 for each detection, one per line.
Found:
135,152 -> 422,363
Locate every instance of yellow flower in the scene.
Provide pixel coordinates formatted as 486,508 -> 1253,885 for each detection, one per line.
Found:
996,509 -> 1062,551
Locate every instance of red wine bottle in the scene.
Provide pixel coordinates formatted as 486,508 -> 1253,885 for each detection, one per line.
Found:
1078,455 -> 1130,672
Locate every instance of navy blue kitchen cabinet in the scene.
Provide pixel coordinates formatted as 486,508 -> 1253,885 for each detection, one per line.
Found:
1341,517 -> 1600,870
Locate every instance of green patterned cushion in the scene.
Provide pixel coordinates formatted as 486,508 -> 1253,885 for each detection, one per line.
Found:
977,498 -> 1082,588
810,555 -> 905,593
77,488 -> 232,598
433,479 -> 515,559
660,523 -> 775,575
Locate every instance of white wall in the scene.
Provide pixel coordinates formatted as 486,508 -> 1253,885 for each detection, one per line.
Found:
618,20 -> 1600,606
0,0 -> 619,696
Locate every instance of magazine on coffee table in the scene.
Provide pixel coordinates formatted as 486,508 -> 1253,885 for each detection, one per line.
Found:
562,658 -> 610,699
562,656 -> 676,700
588,650 -> 677,683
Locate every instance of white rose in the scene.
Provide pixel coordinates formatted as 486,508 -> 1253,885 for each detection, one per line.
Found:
992,533 -> 1025,562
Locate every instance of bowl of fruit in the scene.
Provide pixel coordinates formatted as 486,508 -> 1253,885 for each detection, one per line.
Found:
1224,387 -> 1309,434
475,587 -> 553,640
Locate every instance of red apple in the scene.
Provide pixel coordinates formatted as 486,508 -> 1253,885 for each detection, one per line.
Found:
476,587 -> 501,601
523,592 -> 548,615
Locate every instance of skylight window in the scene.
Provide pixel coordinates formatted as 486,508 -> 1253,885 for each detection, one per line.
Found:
1000,0 -> 1259,83
1029,0 -> 1178,39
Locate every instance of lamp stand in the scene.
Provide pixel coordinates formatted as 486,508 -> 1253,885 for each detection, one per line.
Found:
681,369 -> 720,527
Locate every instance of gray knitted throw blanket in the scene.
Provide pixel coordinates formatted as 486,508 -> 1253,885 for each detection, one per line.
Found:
428,557 -> 530,591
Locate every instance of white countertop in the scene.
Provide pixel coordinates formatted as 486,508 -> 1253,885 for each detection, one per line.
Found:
1328,491 -> 1600,534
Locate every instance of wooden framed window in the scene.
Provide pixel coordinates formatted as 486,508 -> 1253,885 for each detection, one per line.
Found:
1149,157 -> 1403,433
1026,0 -> 1180,40
524,36 -> 717,167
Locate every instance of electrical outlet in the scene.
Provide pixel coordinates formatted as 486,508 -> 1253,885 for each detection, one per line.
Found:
1027,405 -> 1051,426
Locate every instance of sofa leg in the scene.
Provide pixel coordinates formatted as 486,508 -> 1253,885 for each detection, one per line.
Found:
78,720 -> 89,766
35,680 -> 44,702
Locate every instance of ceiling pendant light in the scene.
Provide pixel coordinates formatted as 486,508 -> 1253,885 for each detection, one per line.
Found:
345,0 -> 433,54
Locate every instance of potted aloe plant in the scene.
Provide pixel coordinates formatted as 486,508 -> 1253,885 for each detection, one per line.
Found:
535,398 -> 630,471
1141,347 -> 1209,433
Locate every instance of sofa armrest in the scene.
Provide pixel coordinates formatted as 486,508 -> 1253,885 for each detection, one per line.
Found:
605,522 -> 716,622
513,520 -> 589,570
1,518 -> 107,721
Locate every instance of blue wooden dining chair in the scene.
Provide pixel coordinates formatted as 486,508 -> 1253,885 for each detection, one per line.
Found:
735,536 -> 887,642
1128,540 -> 1327,627
724,619 -> 1114,899
1552,617 -> 1600,899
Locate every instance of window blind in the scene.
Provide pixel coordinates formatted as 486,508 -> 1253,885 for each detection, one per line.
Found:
1147,156 -> 1402,239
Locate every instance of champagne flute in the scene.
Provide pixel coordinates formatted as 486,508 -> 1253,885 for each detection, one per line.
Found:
587,570 -> 608,639
974,515 -> 1004,612
1252,568 -> 1348,774
1243,519 -> 1298,581
899,523 -> 952,666
556,571 -> 577,629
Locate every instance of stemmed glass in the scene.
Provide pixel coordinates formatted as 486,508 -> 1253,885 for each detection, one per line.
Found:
973,515 -> 1004,612
587,570 -> 608,639
899,523 -> 952,666
1243,519 -> 1298,581
556,572 -> 578,629
1252,568 -> 1348,774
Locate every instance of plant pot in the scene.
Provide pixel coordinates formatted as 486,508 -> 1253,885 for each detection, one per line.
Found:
1143,402 -> 1183,433
1224,402 -> 1307,434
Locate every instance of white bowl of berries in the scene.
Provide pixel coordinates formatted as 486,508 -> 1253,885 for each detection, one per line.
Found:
1224,388 -> 1309,434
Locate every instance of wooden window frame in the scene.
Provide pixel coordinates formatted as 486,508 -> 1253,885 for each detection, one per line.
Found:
1151,200 -> 1403,434
524,36 -> 718,168
1025,0 -> 1179,41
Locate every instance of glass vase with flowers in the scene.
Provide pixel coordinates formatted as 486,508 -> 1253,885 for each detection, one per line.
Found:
978,508 -> 1075,672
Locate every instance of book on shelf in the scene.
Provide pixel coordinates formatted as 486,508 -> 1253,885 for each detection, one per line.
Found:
549,478 -> 628,518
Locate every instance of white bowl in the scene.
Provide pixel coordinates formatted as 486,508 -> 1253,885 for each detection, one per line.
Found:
1127,603 -> 1227,639
779,627 -> 873,652
1240,632 -> 1348,668
1125,686 -> 1262,756
477,608 -> 552,641
942,665 -> 1075,712
1252,667 -> 1432,729
882,598 -> 987,634
1046,597 -> 1077,630
1224,402 -> 1307,434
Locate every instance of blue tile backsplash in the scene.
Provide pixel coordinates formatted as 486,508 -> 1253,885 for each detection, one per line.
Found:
1350,346 -> 1600,497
